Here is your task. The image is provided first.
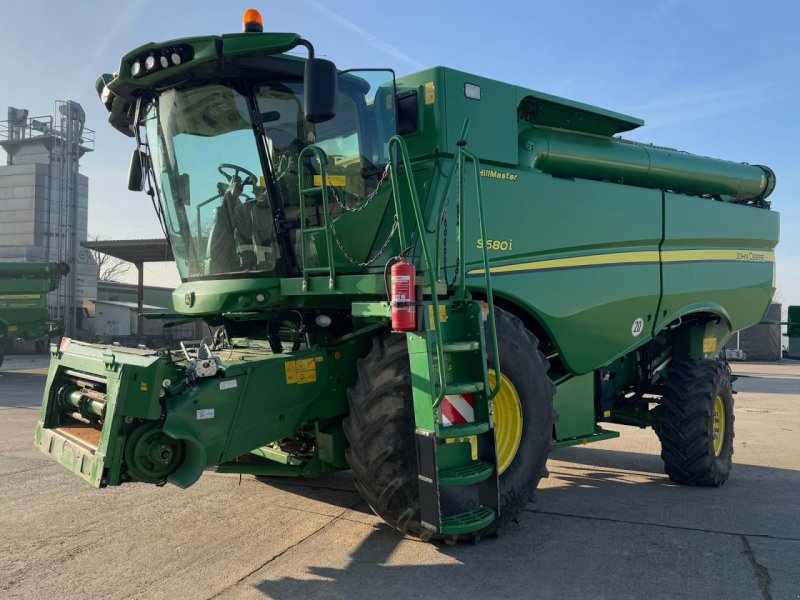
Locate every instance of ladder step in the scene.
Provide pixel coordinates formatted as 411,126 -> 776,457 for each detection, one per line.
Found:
438,460 -> 494,487
302,226 -> 327,234
303,267 -> 331,273
440,507 -> 495,536
300,186 -> 324,194
444,381 -> 484,395
441,340 -> 480,353
437,422 -> 490,439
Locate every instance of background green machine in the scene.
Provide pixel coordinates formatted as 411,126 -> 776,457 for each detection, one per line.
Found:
0,262 -> 68,367
35,12 -> 779,541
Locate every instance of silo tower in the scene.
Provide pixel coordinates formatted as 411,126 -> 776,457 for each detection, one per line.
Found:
0,101 -> 96,338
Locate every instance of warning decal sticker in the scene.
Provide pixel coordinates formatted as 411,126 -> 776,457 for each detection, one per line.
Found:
285,357 -> 318,385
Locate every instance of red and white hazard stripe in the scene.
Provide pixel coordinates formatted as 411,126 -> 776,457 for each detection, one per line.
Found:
441,394 -> 474,427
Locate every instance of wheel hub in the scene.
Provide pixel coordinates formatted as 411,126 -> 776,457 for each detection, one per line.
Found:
489,370 -> 523,474
712,395 -> 725,457
124,422 -> 185,483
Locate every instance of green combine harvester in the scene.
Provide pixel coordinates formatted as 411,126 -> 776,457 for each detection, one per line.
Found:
0,262 -> 68,368
35,10 -> 780,541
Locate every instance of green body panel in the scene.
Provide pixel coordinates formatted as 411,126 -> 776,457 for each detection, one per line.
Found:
171,278 -> 282,314
553,374 -> 596,440
162,349 -> 331,487
554,429 -> 620,449
658,194 -> 778,335
463,171 -> 663,374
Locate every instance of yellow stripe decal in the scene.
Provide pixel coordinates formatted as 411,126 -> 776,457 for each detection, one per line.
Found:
468,249 -> 774,276
0,294 -> 41,300
661,250 -> 774,263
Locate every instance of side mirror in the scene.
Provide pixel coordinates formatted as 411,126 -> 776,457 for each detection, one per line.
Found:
304,58 -> 338,123
128,149 -> 147,192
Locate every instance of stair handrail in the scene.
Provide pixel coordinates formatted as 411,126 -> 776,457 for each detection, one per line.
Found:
459,145 -> 502,401
297,145 -> 336,290
435,121 -> 502,401
387,135 -> 448,408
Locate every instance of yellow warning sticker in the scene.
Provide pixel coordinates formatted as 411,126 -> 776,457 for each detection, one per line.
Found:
140,382 -> 149,392
424,82 -> 435,105
312,174 -> 347,187
285,358 -> 318,384
703,337 -> 717,353
427,304 -> 448,330
7,325 -> 18,332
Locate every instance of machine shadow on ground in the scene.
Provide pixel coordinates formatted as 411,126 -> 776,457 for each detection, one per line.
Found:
254,473 -> 373,516
244,445 -> 799,599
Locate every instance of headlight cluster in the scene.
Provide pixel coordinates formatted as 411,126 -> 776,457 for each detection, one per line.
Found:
130,45 -> 193,78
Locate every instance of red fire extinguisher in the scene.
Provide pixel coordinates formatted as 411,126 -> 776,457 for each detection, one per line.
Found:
390,259 -> 416,332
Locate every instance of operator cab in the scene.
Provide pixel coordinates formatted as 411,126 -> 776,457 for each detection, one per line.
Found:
116,18 -> 397,282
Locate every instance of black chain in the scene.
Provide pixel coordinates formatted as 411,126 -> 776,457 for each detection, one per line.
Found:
329,165 -> 391,213
324,164 -> 398,267
333,217 -> 399,267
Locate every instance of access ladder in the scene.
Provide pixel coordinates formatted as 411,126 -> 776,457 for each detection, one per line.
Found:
298,123 -> 503,536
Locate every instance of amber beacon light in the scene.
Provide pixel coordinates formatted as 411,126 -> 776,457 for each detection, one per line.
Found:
242,9 -> 264,32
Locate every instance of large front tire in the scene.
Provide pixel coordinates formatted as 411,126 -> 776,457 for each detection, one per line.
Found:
657,359 -> 734,486
343,308 -> 556,539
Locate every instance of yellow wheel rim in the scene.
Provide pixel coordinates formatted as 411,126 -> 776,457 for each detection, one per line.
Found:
712,395 -> 725,457
489,369 -> 523,474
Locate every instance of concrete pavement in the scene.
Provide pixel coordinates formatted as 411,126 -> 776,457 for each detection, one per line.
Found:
1,356 -> 798,599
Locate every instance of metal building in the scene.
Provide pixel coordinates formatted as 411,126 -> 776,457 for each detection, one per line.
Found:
0,102 -> 97,338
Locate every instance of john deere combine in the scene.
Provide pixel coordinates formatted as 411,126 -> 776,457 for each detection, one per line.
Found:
35,10 -> 779,541
0,262 -> 68,367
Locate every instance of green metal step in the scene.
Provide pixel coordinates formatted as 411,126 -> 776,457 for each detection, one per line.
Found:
441,340 -> 480,353
438,460 -> 494,487
440,506 -> 496,536
300,186 -> 324,194
437,421 -> 490,439
302,226 -> 327,234
444,381 -> 484,395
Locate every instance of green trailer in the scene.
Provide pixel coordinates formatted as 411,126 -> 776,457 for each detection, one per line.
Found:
35,11 -> 779,541
0,262 -> 68,367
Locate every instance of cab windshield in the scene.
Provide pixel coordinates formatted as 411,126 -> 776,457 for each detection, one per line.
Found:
145,73 -> 395,280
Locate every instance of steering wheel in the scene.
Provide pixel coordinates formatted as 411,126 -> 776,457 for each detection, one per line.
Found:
218,163 -> 260,187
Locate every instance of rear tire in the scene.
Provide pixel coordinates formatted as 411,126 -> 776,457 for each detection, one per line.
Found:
343,308 -> 556,540
656,359 -> 734,486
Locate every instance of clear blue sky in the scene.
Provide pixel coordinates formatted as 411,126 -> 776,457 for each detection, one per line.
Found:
1,0 -> 798,305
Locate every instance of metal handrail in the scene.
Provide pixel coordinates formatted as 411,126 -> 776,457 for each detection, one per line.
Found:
297,145 -> 336,290
387,135 -> 448,408
433,120 -> 502,401
460,146 -> 502,401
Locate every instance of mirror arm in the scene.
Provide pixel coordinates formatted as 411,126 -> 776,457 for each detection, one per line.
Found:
296,38 -> 315,59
